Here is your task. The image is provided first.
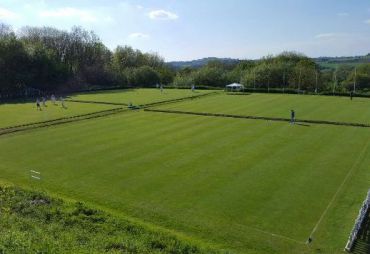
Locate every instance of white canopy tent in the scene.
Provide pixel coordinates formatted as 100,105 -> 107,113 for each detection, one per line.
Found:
226,83 -> 244,91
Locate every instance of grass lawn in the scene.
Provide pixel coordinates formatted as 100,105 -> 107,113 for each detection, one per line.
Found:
155,93 -> 370,125
0,101 -> 119,129
68,88 -> 212,106
0,107 -> 369,253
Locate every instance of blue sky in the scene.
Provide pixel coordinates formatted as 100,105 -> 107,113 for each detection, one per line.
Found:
0,0 -> 370,61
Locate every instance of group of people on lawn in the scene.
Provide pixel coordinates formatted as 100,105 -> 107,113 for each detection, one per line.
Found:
36,94 -> 66,110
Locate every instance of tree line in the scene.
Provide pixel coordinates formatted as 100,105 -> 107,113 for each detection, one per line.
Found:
0,23 -> 369,99
0,24 -> 174,99
173,52 -> 370,94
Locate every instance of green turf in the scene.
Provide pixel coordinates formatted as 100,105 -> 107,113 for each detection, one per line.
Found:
0,107 -> 369,253
68,88 -> 211,106
155,93 -> 370,125
0,101 -> 119,129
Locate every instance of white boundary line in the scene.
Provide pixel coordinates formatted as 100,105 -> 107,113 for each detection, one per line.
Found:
246,225 -> 306,245
309,138 -> 370,238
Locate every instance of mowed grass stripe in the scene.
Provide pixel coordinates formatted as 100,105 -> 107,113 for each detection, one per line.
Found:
156,93 -> 370,125
0,111 -> 369,253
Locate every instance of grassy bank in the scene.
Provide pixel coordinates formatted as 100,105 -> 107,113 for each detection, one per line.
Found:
0,184 -> 223,253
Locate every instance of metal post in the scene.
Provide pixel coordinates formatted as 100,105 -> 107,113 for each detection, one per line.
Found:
298,68 -> 302,93
333,70 -> 337,95
253,71 -> 256,90
354,67 -> 357,94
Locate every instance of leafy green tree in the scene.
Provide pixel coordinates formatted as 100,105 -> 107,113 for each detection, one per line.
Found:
157,66 -> 175,85
26,43 -> 68,91
344,64 -> 370,91
193,66 -> 227,87
129,66 -> 160,87
0,36 -> 30,97
172,74 -> 195,87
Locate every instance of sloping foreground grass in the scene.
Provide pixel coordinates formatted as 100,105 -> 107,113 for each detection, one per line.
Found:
0,184 -> 223,254
155,93 -> 370,125
0,111 -> 369,253
68,88 -> 212,106
0,101 -> 118,129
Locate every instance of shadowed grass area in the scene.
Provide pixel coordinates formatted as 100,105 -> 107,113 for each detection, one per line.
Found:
0,110 -> 369,253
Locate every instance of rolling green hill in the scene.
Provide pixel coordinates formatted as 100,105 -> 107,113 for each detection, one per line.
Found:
167,54 -> 370,70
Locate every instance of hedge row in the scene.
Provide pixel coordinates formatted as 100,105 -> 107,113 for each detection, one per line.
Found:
229,88 -> 370,98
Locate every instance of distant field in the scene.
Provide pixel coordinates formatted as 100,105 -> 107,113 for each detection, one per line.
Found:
68,88 -> 211,106
155,93 -> 370,125
0,101 -> 119,129
0,105 -> 369,253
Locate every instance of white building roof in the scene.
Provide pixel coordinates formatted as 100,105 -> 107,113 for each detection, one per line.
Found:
226,83 -> 244,88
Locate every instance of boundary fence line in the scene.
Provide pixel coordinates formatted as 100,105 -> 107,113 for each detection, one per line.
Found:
144,109 -> 370,128
345,190 -> 370,252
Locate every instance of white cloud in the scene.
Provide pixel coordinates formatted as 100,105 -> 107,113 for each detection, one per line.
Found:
128,32 -> 150,39
337,12 -> 349,17
39,7 -> 96,22
103,16 -> 114,23
0,7 -> 20,20
314,33 -> 346,39
148,10 -> 178,20
136,5 -> 144,10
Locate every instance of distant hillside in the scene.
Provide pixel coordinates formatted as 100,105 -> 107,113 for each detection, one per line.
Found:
167,54 -> 370,70
167,57 -> 240,69
315,54 -> 370,70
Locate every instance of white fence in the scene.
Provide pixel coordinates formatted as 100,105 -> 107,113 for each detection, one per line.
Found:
345,189 -> 370,252
30,170 -> 41,180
